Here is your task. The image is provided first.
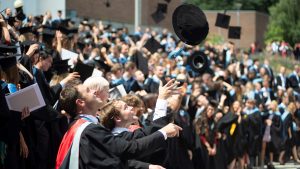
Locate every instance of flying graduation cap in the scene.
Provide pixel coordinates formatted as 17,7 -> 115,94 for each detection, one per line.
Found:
151,3 -> 168,24
73,62 -> 94,82
51,59 -> 70,75
172,4 -> 211,75
143,37 -> 162,54
172,4 -> 209,46
215,13 -> 231,29
228,26 -> 241,39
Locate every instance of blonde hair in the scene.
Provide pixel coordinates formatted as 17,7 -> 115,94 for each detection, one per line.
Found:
271,100 -> 278,112
83,76 -> 109,92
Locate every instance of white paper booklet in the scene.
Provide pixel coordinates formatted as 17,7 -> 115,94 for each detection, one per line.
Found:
5,83 -> 46,112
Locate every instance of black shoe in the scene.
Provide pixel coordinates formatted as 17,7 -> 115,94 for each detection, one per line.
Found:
267,163 -> 275,169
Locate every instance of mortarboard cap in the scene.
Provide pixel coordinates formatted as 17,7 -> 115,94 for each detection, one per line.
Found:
20,40 -> 36,54
151,10 -> 165,24
157,3 -> 168,13
94,59 -> 111,72
52,59 -> 70,75
0,44 -> 18,54
172,4 -> 209,46
73,62 -> 94,82
0,57 -> 17,71
40,27 -> 56,42
60,19 -> 71,27
34,15 -> 43,25
80,20 -> 92,29
0,45 -> 20,71
19,26 -> 32,34
215,13 -> 231,29
143,37 -> 162,54
129,35 -> 141,43
228,26 -> 241,39
58,26 -> 78,37
216,112 -> 238,131
76,41 -> 86,51
19,26 -> 39,36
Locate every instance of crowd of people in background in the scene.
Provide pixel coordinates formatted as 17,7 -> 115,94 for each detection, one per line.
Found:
1,7 -> 300,169
265,40 -> 300,59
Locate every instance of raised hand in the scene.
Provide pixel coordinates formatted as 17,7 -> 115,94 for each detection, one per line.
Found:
160,123 -> 182,138
60,72 -> 80,85
26,44 -> 39,57
158,79 -> 180,100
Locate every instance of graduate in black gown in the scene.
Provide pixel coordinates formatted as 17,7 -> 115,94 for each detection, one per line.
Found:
242,99 -> 262,169
56,84 -> 182,169
224,101 -> 246,169
100,79 -> 179,169
164,96 -> 195,169
32,51 -> 80,169
260,101 -> 282,169
0,57 -> 30,169
196,103 -> 218,169
279,102 -> 295,164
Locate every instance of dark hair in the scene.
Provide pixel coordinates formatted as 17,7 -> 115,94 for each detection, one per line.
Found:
100,100 -> 121,130
124,62 -> 136,71
59,87 -> 81,118
141,94 -> 158,110
38,51 -> 51,61
64,78 -> 82,89
122,94 -> 145,117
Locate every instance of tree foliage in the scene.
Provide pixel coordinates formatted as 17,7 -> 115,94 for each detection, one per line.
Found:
187,0 -> 278,13
265,0 -> 300,46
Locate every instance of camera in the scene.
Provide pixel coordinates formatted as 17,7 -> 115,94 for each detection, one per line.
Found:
177,80 -> 185,87
14,0 -> 26,21
187,51 -> 211,76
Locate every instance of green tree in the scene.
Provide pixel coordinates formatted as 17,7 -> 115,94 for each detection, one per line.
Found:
265,0 -> 300,46
187,0 -> 278,13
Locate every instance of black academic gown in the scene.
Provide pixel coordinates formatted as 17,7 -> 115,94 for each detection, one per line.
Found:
32,67 -> 64,169
163,110 -> 195,169
243,110 -> 262,157
216,112 -> 239,167
199,118 -> 217,169
60,119 -> 166,169
0,85 -> 22,169
281,113 -> 293,161
115,115 -> 172,169
287,74 -> 300,92
144,78 -> 160,94
269,114 -> 283,153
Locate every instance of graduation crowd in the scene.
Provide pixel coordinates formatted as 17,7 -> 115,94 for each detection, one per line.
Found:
2,7 -> 300,169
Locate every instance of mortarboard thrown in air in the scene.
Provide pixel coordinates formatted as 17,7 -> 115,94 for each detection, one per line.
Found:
143,37 -> 162,54
215,13 -> 231,29
51,59 -> 70,75
73,62 -> 94,82
172,4 -> 209,46
228,26 -> 241,39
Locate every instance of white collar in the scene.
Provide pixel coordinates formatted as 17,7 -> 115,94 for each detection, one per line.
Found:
112,127 -> 129,135
79,114 -> 99,124
152,75 -> 161,83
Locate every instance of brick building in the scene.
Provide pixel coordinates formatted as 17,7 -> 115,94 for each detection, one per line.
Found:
66,0 -> 269,48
